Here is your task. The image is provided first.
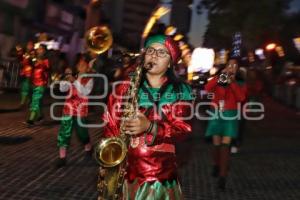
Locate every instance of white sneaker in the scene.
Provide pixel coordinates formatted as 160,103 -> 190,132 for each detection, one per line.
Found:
231,146 -> 239,154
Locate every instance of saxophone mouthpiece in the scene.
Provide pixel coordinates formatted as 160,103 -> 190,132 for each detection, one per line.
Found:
144,62 -> 153,70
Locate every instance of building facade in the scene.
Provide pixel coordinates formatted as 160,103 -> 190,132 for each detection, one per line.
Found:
0,0 -> 86,61
102,0 -> 194,50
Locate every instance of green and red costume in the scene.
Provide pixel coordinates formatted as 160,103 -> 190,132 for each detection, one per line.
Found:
103,80 -> 193,200
19,53 -> 33,105
102,35 -> 193,199
204,76 -> 247,184
57,76 -> 94,148
205,77 -> 247,138
28,59 -> 49,121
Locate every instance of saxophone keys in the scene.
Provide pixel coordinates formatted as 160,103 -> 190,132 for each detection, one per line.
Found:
98,181 -> 105,189
99,168 -> 106,177
120,168 -> 127,176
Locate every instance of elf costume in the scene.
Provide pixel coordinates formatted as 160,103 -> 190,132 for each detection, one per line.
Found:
102,35 -> 193,199
19,52 -> 34,106
27,57 -> 49,124
204,75 -> 247,189
57,75 -> 94,148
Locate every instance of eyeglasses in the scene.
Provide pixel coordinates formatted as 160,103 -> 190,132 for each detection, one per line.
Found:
226,63 -> 238,68
145,47 -> 170,58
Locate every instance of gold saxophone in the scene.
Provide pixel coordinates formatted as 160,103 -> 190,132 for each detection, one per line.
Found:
95,59 -> 148,200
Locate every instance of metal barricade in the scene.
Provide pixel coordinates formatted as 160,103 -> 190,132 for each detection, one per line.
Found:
0,59 -> 21,89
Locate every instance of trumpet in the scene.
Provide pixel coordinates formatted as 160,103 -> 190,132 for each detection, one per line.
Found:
217,72 -> 231,85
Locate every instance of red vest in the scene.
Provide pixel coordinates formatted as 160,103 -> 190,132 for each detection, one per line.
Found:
32,59 -> 49,86
63,77 -> 92,117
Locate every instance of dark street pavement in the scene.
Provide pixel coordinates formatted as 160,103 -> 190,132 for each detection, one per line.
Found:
0,92 -> 300,200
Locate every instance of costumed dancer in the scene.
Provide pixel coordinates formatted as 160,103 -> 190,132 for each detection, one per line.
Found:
204,58 -> 247,190
18,41 -> 35,107
26,44 -> 49,126
56,62 -> 94,168
101,35 -> 193,199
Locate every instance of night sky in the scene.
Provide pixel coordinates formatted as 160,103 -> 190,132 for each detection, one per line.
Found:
290,0 -> 300,12
189,0 -> 300,47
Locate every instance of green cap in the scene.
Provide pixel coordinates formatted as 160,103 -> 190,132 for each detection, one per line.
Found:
145,35 -> 166,48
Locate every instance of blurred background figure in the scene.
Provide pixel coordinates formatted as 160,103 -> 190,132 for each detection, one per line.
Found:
117,53 -> 136,80
18,41 -> 35,108
247,69 -> 264,108
230,67 -> 249,154
56,62 -> 94,168
26,44 -> 49,126
204,58 -> 247,190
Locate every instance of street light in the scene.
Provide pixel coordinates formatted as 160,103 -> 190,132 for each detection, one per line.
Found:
293,37 -> 300,53
266,43 -> 276,51
275,46 -> 285,57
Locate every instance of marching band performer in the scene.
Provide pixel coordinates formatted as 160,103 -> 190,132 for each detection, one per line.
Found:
26,44 -> 49,126
18,41 -> 35,107
56,59 -> 94,168
204,57 -> 247,190
101,35 -> 193,199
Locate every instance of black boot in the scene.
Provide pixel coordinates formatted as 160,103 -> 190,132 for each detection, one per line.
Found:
211,145 -> 220,177
55,158 -> 66,168
218,176 -> 226,191
26,120 -> 34,127
35,116 -> 44,125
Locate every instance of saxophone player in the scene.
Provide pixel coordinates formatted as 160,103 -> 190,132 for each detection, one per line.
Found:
100,35 -> 193,199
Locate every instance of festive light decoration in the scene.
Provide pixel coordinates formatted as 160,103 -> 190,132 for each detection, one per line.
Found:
188,47 -> 215,73
141,6 -> 170,48
293,37 -> 300,53
165,26 -> 177,36
174,34 -> 184,41
275,46 -> 285,57
255,48 -> 266,60
232,32 -> 242,58
266,43 -> 276,51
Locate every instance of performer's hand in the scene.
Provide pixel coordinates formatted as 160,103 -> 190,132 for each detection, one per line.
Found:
124,111 -> 151,135
227,73 -> 236,84
113,68 -> 122,79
